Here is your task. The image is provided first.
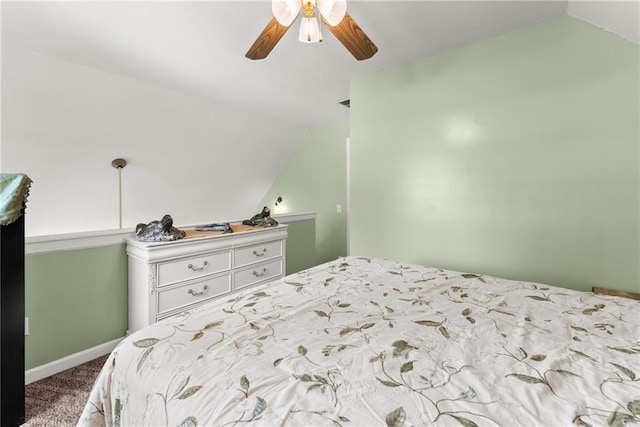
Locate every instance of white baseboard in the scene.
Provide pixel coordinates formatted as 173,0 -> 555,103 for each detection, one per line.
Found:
25,337 -> 124,385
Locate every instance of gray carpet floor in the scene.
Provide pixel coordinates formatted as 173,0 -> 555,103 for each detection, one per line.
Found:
23,355 -> 109,427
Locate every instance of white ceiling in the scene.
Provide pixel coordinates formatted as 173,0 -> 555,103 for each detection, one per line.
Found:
1,1 -> 637,129
567,0 -> 640,44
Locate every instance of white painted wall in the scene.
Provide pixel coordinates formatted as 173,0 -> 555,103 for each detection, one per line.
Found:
1,46 -> 304,236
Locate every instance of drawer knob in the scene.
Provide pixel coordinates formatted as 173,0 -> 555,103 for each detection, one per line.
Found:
188,284 -> 209,296
187,260 -> 209,272
252,248 -> 267,257
253,268 -> 267,277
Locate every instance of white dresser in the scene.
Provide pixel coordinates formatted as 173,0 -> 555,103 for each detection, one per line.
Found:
126,224 -> 287,333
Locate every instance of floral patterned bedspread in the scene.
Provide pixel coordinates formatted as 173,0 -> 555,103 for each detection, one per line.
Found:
79,257 -> 640,427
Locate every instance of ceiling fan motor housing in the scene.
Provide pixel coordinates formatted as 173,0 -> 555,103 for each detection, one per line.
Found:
272,0 -> 347,27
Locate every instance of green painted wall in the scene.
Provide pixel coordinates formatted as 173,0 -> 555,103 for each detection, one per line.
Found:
350,17 -> 639,293
24,220 -> 316,369
260,122 -> 349,265
25,244 -> 128,369
280,219 -> 316,274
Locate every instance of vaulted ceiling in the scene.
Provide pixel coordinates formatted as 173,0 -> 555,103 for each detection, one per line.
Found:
5,0 -> 637,131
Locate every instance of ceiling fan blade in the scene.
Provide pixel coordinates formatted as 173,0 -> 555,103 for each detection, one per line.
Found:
246,17 -> 291,60
324,12 -> 378,60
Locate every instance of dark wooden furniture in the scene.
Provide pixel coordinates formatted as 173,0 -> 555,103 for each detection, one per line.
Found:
0,211 -> 26,426
593,286 -> 640,301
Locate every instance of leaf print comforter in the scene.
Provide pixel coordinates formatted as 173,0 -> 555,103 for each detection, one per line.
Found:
78,257 -> 640,426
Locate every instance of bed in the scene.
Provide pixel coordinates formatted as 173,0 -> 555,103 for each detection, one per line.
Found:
79,256 -> 640,426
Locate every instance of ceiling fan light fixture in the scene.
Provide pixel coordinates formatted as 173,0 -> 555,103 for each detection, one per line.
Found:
317,0 -> 347,26
299,16 -> 321,43
272,0 -> 301,26
247,0 -> 377,61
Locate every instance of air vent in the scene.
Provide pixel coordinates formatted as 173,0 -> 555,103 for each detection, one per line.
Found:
337,98 -> 350,108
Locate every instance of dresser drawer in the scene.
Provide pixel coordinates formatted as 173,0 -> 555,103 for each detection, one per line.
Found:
157,274 -> 231,316
234,259 -> 283,290
234,240 -> 283,268
127,224 -> 287,333
158,251 -> 230,287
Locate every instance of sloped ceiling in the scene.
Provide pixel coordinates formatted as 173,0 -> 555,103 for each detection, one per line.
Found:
2,0 -> 640,126
568,0 -> 639,44
2,1 -> 575,128
3,1 -> 637,129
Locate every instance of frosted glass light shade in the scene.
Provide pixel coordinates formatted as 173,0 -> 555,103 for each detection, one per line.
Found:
272,0 -> 301,26
299,16 -> 321,43
317,0 -> 346,26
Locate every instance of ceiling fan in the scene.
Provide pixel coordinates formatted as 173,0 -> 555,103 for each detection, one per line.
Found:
246,0 -> 378,61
